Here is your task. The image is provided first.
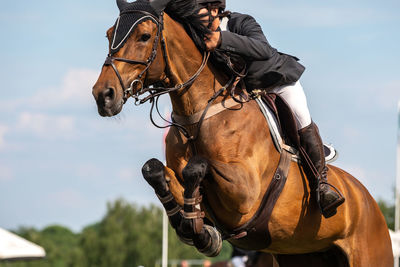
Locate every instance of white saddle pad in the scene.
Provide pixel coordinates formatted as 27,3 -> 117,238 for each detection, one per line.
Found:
255,97 -> 338,163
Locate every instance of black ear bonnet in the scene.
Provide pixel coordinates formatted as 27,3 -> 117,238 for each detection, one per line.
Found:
110,0 -> 159,55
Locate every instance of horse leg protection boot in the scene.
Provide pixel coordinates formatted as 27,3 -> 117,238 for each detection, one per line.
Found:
181,156 -> 222,257
298,123 -> 345,218
142,159 -> 186,236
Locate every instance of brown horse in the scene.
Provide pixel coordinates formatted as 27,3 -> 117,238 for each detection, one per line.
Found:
92,1 -> 393,266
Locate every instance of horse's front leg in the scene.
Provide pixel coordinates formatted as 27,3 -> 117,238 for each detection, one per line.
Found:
180,156 -> 222,257
141,158 -> 192,244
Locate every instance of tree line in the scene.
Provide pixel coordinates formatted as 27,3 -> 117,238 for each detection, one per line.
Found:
0,198 -> 394,267
0,199 -> 231,267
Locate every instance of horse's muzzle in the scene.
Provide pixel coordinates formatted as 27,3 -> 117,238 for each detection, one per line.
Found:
93,86 -> 123,117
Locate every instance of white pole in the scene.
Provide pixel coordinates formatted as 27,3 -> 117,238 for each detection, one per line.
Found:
396,101 -> 400,231
395,101 -> 400,267
162,210 -> 168,267
162,110 -> 171,267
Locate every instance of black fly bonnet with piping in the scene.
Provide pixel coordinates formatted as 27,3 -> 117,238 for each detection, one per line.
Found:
110,0 -> 159,55
111,0 -> 210,54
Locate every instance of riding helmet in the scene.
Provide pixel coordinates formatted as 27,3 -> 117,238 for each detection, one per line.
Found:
196,0 -> 226,10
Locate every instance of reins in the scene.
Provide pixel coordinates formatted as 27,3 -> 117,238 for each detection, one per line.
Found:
150,73 -> 237,155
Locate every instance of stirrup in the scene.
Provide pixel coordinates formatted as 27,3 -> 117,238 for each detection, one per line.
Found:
317,181 -> 345,218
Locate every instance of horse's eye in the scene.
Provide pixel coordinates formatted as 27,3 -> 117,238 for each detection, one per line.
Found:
140,34 -> 151,42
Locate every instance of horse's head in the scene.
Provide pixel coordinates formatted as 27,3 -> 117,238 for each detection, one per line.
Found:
93,0 -> 213,117
92,0 -> 163,117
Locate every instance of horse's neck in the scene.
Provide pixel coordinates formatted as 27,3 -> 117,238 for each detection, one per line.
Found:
163,14 -> 224,116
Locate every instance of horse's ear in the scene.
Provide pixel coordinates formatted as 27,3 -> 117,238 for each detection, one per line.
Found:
117,0 -> 129,11
149,0 -> 172,14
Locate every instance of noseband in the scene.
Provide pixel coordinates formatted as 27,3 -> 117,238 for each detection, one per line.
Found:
103,10 -> 210,105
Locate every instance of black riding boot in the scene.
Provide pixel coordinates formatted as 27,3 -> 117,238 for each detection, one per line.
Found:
298,122 -> 345,218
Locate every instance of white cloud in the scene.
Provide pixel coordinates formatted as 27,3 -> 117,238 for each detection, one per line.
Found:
0,124 -> 8,150
0,68 -> 99,111
0,165 -> 14,182
30,68 -> 100,108
16,112 -> 76,139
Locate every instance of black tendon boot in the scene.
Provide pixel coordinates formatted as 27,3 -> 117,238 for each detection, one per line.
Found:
141,159 -> 192,244
298,122 -> 345,218
181,156 -> 222,257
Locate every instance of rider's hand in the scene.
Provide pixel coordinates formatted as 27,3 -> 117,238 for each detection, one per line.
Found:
204,31 -> 221,51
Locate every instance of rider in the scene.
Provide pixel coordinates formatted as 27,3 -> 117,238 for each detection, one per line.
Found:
195,0 -> 345,218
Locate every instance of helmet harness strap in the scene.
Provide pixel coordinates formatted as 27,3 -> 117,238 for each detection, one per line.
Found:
206,3 -> 218,29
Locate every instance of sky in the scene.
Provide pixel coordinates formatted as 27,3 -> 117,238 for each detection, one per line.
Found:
0,0 -> 399,232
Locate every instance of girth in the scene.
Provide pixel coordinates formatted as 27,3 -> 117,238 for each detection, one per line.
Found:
203,143 -> 292,251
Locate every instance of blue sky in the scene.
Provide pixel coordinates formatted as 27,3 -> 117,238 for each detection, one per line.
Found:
0,0 -> 399,232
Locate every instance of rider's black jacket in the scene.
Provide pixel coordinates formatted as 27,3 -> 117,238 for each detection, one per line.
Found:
216,12 -> 305,90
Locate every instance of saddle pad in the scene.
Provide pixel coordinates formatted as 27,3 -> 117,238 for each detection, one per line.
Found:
255,97 -> 338,163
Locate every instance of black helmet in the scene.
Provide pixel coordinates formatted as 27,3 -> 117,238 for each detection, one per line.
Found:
196,0 -> 226,10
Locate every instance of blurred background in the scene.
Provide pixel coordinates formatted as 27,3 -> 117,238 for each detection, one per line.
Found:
0,0 -> 399,266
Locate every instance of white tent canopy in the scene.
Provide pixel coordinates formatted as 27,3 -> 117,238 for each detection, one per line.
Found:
391,230 -> 400,259
0,228 -> 45,261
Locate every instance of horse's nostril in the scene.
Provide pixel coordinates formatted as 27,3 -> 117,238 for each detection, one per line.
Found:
100,88 -> 116,105
104,88 -> 115,101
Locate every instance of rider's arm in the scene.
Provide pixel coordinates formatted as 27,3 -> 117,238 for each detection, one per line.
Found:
219,14 -> 277,61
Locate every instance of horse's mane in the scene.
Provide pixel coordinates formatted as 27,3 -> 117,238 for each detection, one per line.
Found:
164,0 -> 237,76
164,0 -> 211,51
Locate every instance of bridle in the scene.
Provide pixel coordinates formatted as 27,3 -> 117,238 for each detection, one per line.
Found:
102,9 -> 246,154
103,10 -> 210,106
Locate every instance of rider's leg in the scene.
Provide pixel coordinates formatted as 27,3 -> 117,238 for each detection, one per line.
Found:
271,81 -> 345,218
298,122 -> 345,218
270,80 -> 311,130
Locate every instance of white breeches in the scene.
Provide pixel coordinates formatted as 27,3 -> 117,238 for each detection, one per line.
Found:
231,256 -> 247,267
270,81 -> 312,130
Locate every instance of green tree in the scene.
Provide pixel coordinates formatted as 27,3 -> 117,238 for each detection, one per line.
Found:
0,199 -> 233,267
80,199 -> 163,267
378,199 -> 395,230
167,224 -> 232,262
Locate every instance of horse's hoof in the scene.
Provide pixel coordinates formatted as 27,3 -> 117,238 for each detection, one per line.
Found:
178,233 -> 194,246
182,156 -> 209,194
197,225 -> 222,257
142,158 -> 168,194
